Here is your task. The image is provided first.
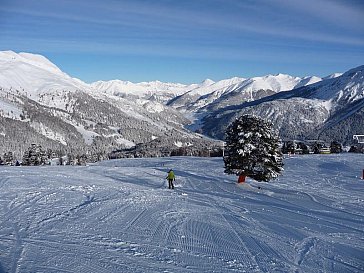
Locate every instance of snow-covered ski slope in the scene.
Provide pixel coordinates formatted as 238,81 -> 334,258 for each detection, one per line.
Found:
0,154 -> 363,273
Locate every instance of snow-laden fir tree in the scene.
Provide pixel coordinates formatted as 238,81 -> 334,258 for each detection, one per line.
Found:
224,114 -> 283,182
3,152 -> 14,165
22,144 -> 48,166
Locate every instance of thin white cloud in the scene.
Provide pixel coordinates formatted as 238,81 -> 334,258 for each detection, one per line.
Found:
1,36 -> 362,65
266,0 -> 364,28
1,0 -> 363,47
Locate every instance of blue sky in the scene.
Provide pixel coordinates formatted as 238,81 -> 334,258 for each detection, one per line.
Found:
0,0 -> 363,84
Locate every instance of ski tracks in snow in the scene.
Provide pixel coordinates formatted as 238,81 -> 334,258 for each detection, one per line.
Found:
294,236 -> 317,266
0,155 -> 363,272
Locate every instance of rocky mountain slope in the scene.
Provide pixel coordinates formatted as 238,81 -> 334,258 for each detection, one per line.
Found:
90,79 -> 193,104
168,74 -> 323,113
0,50 -> 362,160
0,51 -> 219,159
200,66 -> 364,144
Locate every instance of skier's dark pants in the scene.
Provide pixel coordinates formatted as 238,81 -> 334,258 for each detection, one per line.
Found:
168,179 -> 174,189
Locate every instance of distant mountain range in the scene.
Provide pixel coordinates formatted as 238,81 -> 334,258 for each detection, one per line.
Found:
200,66 -> 364,143
168,74 -> 325,112
0,51 -> 217,159
0,50 -> 362,159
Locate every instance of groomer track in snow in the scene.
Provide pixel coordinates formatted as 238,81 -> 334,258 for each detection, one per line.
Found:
0,154 -> 363,272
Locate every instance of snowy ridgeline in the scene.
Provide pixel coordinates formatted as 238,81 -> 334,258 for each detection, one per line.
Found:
1,52 -> 363,160
0,154 -> 363,273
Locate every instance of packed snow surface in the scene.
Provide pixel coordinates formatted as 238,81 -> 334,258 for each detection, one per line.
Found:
0,154 -> 363,273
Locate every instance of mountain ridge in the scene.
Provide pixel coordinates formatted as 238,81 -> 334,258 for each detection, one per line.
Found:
0,51 -> 220,159
200,65 -> 364,143
0,50 -> 362,160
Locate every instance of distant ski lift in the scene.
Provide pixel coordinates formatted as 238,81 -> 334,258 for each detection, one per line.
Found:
353,135 -> 364,143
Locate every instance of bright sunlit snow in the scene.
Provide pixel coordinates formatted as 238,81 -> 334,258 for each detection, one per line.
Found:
0,154 -> 363,272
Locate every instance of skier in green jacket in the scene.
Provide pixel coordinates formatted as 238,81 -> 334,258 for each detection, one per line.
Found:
166,169 -> 175,189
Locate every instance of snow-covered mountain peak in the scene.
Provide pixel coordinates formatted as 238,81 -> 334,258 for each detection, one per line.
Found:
294,76 -> 322,89
266,73 -> 294,78
90,79 -> 189,99
300,65 -> 363,104
169,72 -> 327,112
0,50 -> 93,113
138,80 -> 187,89
342,65 -> 364,78
0,51 -> 63,75
323,72 -> 343,80
201,79 -> 215,86
245,73 -> 301,92
95,79 -> 133,85
185,77 -> 246,98
333,65 -> 364,102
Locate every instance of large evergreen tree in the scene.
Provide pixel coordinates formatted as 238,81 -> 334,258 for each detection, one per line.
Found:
330,141 -> 342,153
3,152 -> 14,165
22,144 -> 48,166
224,114 -> 283,182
